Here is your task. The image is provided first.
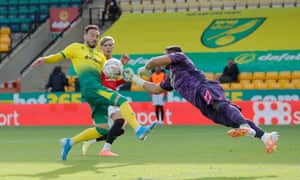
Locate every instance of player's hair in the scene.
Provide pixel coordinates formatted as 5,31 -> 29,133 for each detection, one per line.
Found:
165,45 -> 183,54
84,25 -> 99,34
100,36 -> 115,45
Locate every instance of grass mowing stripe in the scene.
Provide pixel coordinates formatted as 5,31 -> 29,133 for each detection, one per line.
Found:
0,125 -> 299,179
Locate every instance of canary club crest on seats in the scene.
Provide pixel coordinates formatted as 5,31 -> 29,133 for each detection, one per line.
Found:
201,18 -> 265,48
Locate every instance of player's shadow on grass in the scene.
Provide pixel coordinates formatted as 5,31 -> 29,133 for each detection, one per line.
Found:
3,160 -> 135,179
184,176 -> 277,180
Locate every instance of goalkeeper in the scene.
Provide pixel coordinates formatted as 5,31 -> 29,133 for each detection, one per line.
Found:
123,45 -> 279,154
30,25 -> 157,161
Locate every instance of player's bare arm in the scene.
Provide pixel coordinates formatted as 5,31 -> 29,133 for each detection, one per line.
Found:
145,55 -> 172,70
30,57 -> 45,67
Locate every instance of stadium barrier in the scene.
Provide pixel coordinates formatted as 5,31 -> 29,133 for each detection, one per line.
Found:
0,101 -> 300,126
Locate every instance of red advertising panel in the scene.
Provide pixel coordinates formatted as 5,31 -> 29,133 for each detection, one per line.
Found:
50,8 -> 78,32
1,101 -> 300,126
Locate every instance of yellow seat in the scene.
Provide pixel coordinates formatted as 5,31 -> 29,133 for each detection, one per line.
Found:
252,72 -> 265,81
267,82 -> 281,89
0,43 -> 9,52
220,83 -> 230,90
0,27 -> 11,35
291,71 -> 300,79
230,83 -> 242,90
278,79 -> 290,84
253,81 -> 268,89
240,79 -> 251,84
281,82 -> 295,89
242,82 -> 255,89
252,79 -> 264,84
265,79 -> 276,84
265,71 -> 278,80
278,71 -> 291,80
293,81 -> 300,88
238,72 -> 253,81
205,72 -> 214,80
291,79 -> 300,84
0,35 -> 11,46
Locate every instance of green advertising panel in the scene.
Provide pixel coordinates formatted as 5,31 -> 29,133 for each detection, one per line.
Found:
1,90 -> 300,104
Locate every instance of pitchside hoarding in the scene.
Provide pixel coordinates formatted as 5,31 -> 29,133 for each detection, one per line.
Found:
1,101 -> 300,126
0,90 -> 299,104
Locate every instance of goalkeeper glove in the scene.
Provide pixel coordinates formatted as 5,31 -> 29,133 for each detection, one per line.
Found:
137,66 -> 151,77
123,68 -> 145,87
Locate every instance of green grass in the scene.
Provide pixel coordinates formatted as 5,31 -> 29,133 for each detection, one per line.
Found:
0,125 -> 299,180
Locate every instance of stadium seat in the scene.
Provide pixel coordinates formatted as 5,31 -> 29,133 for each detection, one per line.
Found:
267,82 -> 281,89
223,0 -> 235,9
0,43 -> 10,52
265,79 -> 276,85
211,0 -> 223,10
265,71 -> 278,80
238,72 -> 253,81
278,71 -> 291,80
252,71 -> 265,81
188,1 -> 200,11
220,83 -> 230,90
291,71 -> 300,79
165,2 -> 177,12
143,3 -> 154,13
292,80 -> 300,88
242,82 -> 255,89
281,82 -> 295,89
278,79 -> 290,88
230,82 -> 242,90
259,0 -> 272,8
283,0 -> 296,7
132,4 -> 144,13
176,2 -> 188,12
271,0 -> 284,7
205,72 -> 214,80
199,0 -> 212,11
291,78 -> 300,84
0,27 -> 11,35
235,0 -> 247,9
253,81 -> 268,89
0,35 -> 11,46
247,0 -> 260,8
154,4 -> 166,12
121,4 -> 133,13
239,79 -> 251,84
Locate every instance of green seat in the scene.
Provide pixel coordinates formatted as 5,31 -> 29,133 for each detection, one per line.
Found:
29,0 -> 40,5
8,0 -> 19,6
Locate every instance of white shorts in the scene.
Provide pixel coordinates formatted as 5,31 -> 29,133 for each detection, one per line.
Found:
107,105 -> 127,128
107,105 -> 120,128
151,94 -> 164,106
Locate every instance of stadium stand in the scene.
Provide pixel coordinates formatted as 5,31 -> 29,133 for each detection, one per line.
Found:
117,0 -> 299,13
201,70 -> 300,90
0,0 -> 86,92
0,27 -> 11,53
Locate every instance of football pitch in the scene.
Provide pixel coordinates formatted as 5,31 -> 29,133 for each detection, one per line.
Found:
0,125 -> 299,180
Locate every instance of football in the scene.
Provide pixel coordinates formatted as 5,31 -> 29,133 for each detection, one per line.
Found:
103,58 -> 123,79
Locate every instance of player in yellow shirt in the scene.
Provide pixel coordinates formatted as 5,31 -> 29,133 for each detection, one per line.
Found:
30,24 -> 157,161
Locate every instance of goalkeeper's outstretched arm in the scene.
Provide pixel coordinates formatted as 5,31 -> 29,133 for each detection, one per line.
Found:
123,68 -> 165,94
143,81 -> 165,94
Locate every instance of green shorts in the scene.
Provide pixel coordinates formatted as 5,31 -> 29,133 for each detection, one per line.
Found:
83,84 -> 127,125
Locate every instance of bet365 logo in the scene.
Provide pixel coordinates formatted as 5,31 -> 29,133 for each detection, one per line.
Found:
201,18 -> 265,48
